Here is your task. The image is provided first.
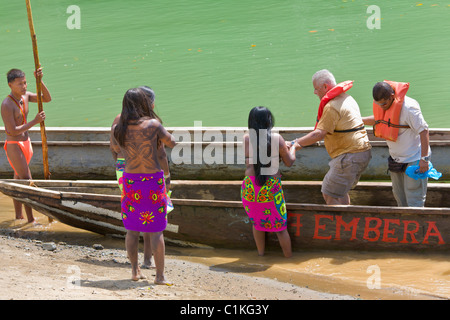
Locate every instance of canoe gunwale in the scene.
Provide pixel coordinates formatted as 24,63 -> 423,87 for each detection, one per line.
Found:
1,179 -> 450,214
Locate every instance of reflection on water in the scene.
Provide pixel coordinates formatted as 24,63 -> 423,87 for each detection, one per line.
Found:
1,1 -> 449,127
0,194 -> 120,247
1,193 -> 448,299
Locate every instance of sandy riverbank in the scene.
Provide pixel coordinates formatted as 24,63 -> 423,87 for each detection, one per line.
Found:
0,231 -> 355,301
1,194 -> 448,301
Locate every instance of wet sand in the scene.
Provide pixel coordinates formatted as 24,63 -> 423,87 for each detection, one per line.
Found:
0,194 -> 448,300
0,233 -> 356,301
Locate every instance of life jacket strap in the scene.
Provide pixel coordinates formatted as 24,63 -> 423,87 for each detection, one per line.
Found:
334,125 -> 366,133
374,119 -> 410,129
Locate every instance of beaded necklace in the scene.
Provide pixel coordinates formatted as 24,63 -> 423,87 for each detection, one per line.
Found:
8,94 -> 26,125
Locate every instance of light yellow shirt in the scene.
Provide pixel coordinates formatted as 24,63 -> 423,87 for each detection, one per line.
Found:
316,93 -> 371,159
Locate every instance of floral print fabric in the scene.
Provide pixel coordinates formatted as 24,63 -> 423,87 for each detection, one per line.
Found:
241,176 -> 287,232
121,171 -> 168,232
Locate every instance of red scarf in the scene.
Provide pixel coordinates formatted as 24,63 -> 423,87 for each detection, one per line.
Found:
314,80 -> 353,129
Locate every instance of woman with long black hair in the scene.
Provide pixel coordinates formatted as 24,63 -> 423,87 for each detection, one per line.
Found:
111,88 -> 175,283
241,106 -> 297,257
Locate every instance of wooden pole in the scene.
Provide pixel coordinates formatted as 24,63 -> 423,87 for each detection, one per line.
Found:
25,0 -> 50,180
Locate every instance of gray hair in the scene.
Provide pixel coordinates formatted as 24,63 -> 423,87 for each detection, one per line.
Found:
312,69 -> 336,86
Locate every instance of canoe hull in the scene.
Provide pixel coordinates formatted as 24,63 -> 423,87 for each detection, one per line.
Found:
0,180 -> 449,252
167,199 -> 450,252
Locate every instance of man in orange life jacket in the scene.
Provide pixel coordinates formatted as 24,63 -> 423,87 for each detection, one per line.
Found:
289,69 -> 372,205
1,68 -> 51,223
362,81 -> 430,207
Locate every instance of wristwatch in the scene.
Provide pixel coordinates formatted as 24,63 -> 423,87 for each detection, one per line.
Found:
420,155 -> 430,162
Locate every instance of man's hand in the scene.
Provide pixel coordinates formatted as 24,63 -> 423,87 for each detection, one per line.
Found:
286,140 -> 293,150
419,159 -> 429,173
34,66 -> 43,81
34,111 -> 46,124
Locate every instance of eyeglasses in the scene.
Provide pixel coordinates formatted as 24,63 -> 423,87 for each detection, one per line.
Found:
374,96 -> 394,108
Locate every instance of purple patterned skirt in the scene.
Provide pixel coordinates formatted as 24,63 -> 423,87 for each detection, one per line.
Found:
121,171 -> 168,232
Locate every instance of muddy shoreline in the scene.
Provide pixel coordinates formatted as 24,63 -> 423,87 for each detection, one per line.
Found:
0,230 -> 357,301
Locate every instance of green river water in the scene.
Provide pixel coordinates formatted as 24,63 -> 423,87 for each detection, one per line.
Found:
1,1 -> 449,127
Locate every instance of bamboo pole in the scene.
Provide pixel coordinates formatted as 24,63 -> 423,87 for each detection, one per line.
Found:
25,0 -> 50,180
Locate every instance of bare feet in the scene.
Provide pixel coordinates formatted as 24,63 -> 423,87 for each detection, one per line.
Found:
141,263 -> 155,269
154,277 -> 173,286
131,267 -> 147,281
14,216 -> 35,223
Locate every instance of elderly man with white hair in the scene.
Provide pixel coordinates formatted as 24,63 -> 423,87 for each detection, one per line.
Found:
289,69 -> 372,205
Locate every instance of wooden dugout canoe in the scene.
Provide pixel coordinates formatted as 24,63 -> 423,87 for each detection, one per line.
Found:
0,179 -> 448,252
1,127 -> 450,181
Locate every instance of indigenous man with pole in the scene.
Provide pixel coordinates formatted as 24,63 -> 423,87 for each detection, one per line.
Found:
1,67 -> 51,222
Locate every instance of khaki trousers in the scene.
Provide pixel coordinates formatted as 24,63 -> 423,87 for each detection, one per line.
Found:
390,162 -> 427,207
